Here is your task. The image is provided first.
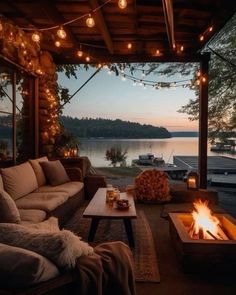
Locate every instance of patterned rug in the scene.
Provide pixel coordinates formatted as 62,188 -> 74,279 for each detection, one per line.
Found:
65,206 -> 160,283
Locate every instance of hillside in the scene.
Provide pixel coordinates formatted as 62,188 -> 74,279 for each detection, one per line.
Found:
60,116 -> 171,139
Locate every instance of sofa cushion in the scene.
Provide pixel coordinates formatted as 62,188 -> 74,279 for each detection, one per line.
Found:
29,157 -> 48,186
0,175 -> 3,191
1,162 -> 38,200
40,160 -> 70,186
0,243 -> 60,288
0,190 -> 21,224
37,181 -> 84,197
16,192 -> 69,212
19,209 -> 46,223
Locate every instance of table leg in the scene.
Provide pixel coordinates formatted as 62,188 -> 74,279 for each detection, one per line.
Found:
88,218 -> 100,242
123,219 -> 135,248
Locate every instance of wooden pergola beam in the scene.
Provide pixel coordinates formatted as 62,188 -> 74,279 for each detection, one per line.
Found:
162,0 -> 175,50
54,52 -> 202,64
88,0 -> 114,54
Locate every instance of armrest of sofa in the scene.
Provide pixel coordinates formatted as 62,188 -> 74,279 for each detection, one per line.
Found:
84,174 -> 107,200
65,167 -> 83,182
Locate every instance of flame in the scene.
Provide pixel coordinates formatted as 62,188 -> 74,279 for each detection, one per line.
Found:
191,200 -> 223,240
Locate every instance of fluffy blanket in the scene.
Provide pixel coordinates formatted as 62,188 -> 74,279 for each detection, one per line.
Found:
75,241 -> 136,295
0,222 -> 93,270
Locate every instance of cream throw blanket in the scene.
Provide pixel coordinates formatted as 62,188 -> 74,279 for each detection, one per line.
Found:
0,221 -> 93,270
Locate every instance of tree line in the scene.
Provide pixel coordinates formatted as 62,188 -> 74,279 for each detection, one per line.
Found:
60,116 -> 171,139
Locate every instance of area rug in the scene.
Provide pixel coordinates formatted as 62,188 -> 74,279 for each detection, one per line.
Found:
65,207 -> 160,283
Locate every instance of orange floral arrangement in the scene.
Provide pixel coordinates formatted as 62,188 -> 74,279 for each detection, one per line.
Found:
135,169 -> 171,202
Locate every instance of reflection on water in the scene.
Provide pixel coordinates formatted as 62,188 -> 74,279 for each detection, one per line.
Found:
2,137 -> 235,167
79,138 -> 236,167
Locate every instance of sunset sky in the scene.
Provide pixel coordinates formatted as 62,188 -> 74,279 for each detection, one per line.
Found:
59,65 -> 198,132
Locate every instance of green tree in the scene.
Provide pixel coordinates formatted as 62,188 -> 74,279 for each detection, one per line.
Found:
105,146 -> 128,167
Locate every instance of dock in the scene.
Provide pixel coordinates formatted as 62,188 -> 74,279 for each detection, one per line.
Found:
174,156 -> 236,187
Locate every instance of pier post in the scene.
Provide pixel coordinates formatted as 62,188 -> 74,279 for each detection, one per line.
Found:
198,53 -> 210,189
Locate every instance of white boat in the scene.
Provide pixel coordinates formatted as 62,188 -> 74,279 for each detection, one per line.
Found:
132,153 -> 165,167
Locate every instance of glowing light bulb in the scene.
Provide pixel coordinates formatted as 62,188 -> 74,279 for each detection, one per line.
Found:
127,42 -> 132,49
180,45 -> 184,52
200,35 -> 204,41
85,56 -> 90,62
156,49 -> 160,56
0,21 -> 2,31
57,27 -> 67,39
55,40 -> 61,47
118,0 -> 127,9
86,14 -> 95,28
202,76 -> 207,83
197,71 -> 201,77
32,32 -> 40,42
209,26 -> 213,32
77,50 -> 83,57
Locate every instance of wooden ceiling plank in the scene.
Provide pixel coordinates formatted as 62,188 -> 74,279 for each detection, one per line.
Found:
36,0 -> 79,48
162,0 -> 175,50
88,0 -> 114,54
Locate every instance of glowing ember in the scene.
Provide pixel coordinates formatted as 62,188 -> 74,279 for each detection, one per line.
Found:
189,199 -> 228,240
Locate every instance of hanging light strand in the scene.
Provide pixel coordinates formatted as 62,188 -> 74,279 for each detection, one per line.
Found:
20,0 -> 113,31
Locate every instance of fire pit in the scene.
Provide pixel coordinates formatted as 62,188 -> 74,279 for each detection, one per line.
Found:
169,200 -> 236,273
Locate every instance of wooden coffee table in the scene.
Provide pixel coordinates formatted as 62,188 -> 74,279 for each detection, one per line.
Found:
83,188 -> 137,248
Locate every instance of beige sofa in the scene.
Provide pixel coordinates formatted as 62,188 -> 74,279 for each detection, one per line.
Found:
0,157 -> 106,227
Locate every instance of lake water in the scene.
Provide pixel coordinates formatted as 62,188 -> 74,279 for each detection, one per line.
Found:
2,137 -> 235,167
79,137 -> 236,167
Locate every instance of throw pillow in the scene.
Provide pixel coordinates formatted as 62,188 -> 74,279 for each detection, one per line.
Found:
29,157 -> 48,186
0,190 -> 21,223
0,243 -> 60,287
0,223 -> 94,270
1,162 -> 38,200
40,160 -> 70,186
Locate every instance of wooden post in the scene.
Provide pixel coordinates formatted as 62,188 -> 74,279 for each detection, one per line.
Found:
198,53 -> 210,189
34,78 -> 39,158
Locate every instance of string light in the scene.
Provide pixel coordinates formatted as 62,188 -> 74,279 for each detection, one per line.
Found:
127,42 -> 132,49
199,35 -> 204,41
180,45 -> 184,52
118,0 -> 127,9
55,40 -> 61,47
32,32 -> 40,42
155,49 -> 160,56
85,56 -> 91,62
77,49 -> 83,57
202,76 -> 207,83
57,27 -> 66,39
86,14 -> 95,28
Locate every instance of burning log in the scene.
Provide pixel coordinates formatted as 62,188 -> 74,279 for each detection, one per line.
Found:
189,199 -> 229,241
